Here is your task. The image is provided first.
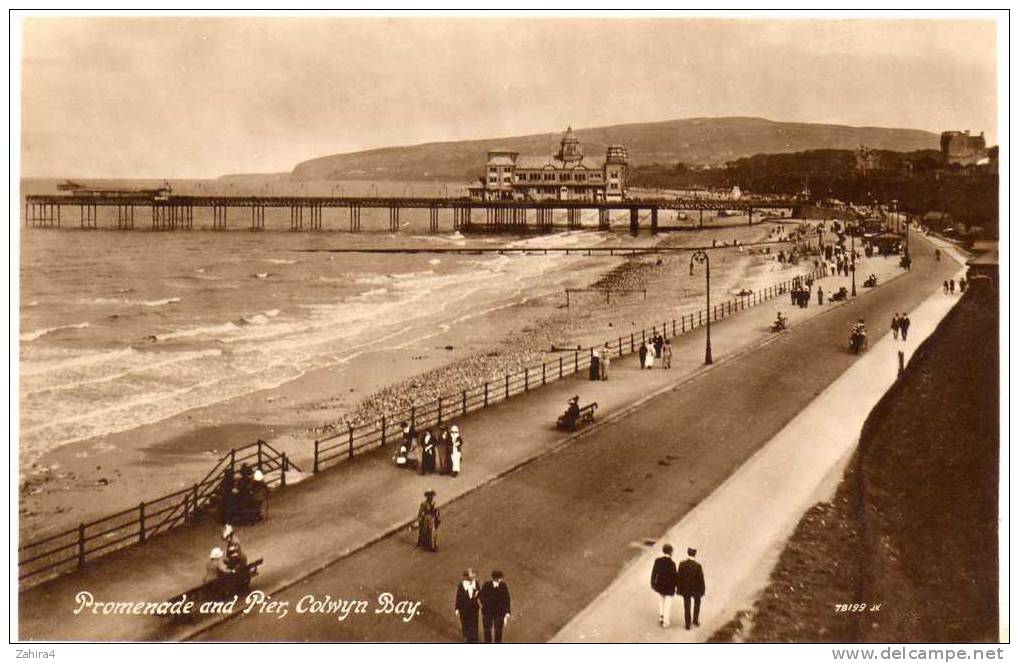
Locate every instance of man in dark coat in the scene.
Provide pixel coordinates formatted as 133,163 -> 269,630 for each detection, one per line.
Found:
454,569 -> 481,643
638,341 -> 647,370
479,570 -> 511,643
900,313 -> 911,341
676,548 -> 706,630
650,544 -> 677,627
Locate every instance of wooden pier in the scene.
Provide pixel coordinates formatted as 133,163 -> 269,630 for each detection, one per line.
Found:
23,193 -> 800,233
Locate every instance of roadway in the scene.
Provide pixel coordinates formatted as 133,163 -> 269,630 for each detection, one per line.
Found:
197,235 -> 954,643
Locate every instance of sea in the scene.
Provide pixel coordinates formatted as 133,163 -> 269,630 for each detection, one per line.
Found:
18,183 -> 641,469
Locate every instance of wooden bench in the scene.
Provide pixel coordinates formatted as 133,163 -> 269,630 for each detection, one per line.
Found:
557,402 -> 597,431
161,558 -> 264,622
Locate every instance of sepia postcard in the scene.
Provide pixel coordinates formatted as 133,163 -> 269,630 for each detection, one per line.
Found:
10,10 -> 1008,659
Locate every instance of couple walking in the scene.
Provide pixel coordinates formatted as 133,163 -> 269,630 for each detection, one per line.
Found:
651,545 -> 706,630
454,569 -> 512,643
891,312 -> 912,341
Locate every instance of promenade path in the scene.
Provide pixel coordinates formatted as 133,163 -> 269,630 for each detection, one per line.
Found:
18,236 -> 917,642
553,244 -> 968,642
186,231 -> 955,642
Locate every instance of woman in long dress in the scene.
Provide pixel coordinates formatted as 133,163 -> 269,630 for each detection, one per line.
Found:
450,425 -> 463,477
419,430 -> 436,475
436,428 -> 452,475
643,341 -> 655,369
416,490 -> 440,551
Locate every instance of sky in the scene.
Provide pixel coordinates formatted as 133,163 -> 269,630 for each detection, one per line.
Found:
19,15 -> 1000,179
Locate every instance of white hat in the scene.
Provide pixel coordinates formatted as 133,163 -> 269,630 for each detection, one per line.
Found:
221,524 -> 234,539
450,425 -> 459,433
253,470 -> 264,482
210,547 -> 224,560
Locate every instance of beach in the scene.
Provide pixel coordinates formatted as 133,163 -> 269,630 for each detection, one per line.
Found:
19,212 -> 805,542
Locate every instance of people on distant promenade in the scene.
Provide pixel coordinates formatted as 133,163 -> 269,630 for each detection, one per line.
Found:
589,350 -> 601,381
449,425 -> 463,477
479,570 -> 512,643
643,340 -> 655,369
949,278 -> 956,293
638,340 -> 648,369
599,345 -> 611,380
676,548 -> 706,630
663,340 -> 673,369
653,333 -> 664,359
416,490 -> 440,552
455,569 -> 481,642
891,313 -> 901,340
204,547 -> 234,599
943,280 -> 950,294
817,286 -> 824,306
900,313 -> 911,341
651,544 -> 677,628
959,277 -> 968,293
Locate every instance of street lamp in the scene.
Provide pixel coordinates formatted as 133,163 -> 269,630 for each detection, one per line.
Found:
690,250 -> 713,365
850,221 -> 857,297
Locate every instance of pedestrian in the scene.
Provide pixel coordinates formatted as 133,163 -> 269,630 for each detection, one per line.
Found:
949,278 -> 955,293
454,569 -> 481,643
416,490 -> 440,551
959,277 -> 968,293
900,313 -> 911,341
449,425 -> 463,477
663,340 -> 673,369
479,570 -> 512,643
817,286 -> 824,306
676,548 -> 706,630
589,350 -> 601,381
436,427 -> 452,475
654,333 -> 664,359
651,544 -> 677,628
419,430 -> 436,475
600,347 -> 611,380
891,313 -> 901,340
943,280 -> 949,294
638,340 -> 647,370
644,341 -> 655,369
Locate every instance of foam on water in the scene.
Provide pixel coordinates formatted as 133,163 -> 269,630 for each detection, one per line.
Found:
21,322 -> 90,342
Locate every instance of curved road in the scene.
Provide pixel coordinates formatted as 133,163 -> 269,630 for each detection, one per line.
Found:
198,236 -> 956,642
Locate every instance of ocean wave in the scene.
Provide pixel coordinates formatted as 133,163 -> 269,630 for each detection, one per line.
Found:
157,321 -> 240,341
21,322 -> 90,342
78,296 -> 181,307
20,347 -> 137,377
24,349 -> 224,395
266,258 -> 297,265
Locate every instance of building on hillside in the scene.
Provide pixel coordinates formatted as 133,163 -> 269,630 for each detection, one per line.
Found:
940,131 -> 987,166
468,127 -> 629,202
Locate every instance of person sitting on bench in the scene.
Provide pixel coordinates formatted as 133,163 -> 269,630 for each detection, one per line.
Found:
225,541 -> 252,595
203,547 -> 235,599
562,396 -> 581,428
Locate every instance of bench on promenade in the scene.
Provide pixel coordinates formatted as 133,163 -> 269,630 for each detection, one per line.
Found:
557,402 -> 598,431
161,558 -> 264,622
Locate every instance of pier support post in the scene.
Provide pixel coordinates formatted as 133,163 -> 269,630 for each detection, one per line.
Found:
699,208 -> 704,228
598,208 -> 610,230
349,205 -> 361,232
290,205 -> 304,231
429,205 -> 439,233
212,205 -> 228,231
250,204 -> 265,231
568,208 -> 581,229
629,208 -> 639,235
651,207 -> 659,235
388,207 -> 400,232
748,207 -> 753,225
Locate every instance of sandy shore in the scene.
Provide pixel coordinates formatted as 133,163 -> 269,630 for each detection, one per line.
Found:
19,221 -> 807,541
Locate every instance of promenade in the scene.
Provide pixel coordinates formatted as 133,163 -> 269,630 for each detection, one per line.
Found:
19,236 -> 927,642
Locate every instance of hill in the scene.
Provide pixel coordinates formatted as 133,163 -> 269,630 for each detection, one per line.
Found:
289,117 -> 939,183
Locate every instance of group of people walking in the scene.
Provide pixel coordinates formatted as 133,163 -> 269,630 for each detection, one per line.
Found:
891,312 -> 912,341
455,569 -> 513,643
638,333 -> 672,370
217,462 -> 267,526
943,278 -> 966,294
394,422 -> 464,477
651,544 -> 706,630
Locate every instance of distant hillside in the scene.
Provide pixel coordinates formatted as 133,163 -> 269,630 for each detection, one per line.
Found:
289,117 -> 940,183
217,172 -> 289,182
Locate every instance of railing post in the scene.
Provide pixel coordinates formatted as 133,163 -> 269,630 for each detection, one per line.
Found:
313,440 -> 320,473
257,439 -> 263,469
230,449 -> 236,475
462,390 -> 467,416
183,493 -> 190,524
682,316 -> 686,332
542,363 -> 546,385
484,382 -> 489,407
381,416 -> 387,447
411,405 -> 416,430
139,502 -> 146,543
192,483 -> 199,514
438,397 -> 443,424
574,350 -> 579,373
281,454 -> 289,487
672,319 -> 676,336
559,357 -> 563,378
630,333 -> 634,352
699,310 -> 702,326
505,374 -> 510,399
348,424 -> 354,460
524,368 -> 529,392
77,523 -> 86,568
618,337 -> 622,357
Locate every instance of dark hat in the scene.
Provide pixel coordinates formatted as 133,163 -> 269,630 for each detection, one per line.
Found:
687,548 -> 697,557
662,544 -> 673,555
491,570 -> 504,580
424,490 -> 436,498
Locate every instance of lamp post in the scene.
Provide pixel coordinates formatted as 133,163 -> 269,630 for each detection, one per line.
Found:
850,221 -> 857,297
690,250 -> 713,365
